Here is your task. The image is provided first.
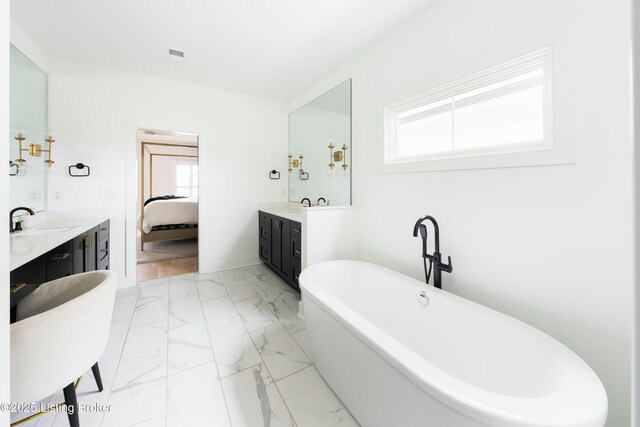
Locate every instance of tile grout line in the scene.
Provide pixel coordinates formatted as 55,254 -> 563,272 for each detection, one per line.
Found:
195,271 -> 234,426
101,285 -> 141,427
164,274 -> 173,427
238,266 -> 304,427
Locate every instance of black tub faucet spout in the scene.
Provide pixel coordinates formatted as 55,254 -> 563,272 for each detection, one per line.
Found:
413,215 -> 453,289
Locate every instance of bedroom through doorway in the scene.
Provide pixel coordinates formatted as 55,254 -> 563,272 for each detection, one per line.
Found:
136,129 -> 199,281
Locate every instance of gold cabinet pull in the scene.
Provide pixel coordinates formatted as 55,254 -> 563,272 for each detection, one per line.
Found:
294,249 -> 301,255
11,283 -> 26,293
294,228 -> 301,233
52,253 -> 70,261
100,249 -> 108,253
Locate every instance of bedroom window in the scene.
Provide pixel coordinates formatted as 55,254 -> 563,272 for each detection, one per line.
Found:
176,164 -> 198,198
383,47 -> 553,168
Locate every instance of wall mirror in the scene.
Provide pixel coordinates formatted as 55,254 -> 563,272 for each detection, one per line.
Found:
9,44 -> 47,212
289,79 -> 351,206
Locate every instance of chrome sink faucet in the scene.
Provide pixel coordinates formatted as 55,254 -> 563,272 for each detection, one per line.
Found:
10,207 -> 35,233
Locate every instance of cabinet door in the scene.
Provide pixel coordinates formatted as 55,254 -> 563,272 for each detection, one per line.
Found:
73,234 -> 86,274
259,212 -> 271,263
85,226 -> 99,272
271,217 -> 282,271
97,234 -> 110,270
280,219 -> 291,280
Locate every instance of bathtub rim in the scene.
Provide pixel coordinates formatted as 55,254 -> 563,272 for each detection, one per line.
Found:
300,260 -> 608,427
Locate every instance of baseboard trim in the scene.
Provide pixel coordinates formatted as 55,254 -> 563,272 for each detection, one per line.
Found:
201,256 -> 262,274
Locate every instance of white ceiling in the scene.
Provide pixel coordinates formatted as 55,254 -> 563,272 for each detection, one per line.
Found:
11,0 -> 434,101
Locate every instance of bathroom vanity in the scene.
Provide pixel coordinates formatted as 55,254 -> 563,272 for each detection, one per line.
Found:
257,203 -> 362,294
259,210 -> 302,290
10,218 -> 110,320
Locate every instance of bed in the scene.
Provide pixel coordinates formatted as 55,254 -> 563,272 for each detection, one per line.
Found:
139,196 -> 198,250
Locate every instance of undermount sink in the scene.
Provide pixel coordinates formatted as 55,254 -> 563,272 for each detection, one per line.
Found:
12,226 -> 75,236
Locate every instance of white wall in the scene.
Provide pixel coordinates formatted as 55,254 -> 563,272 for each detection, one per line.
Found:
1,4 -> 11,426
46,58 -> 289,287
291,0 -> 634,425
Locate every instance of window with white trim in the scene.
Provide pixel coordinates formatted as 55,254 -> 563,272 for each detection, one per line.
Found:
384,47 -> 553,165
176,163 -> 198,198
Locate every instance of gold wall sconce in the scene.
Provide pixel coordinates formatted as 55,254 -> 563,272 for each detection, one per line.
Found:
288,153 -> 299,175
328,142 -> 349,177
288,153 -> 307,180
13,130 -> 56,168
14,131 -> 27,165
42,133 -> 56,167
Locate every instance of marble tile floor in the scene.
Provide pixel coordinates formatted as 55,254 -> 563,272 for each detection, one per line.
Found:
12,263 -> 359,427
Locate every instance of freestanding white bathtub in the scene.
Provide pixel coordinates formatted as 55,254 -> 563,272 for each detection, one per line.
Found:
300,260 -> 607,427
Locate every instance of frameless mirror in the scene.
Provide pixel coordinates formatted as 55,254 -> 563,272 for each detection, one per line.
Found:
10,44 -> 47,212
289,79 -> 351,206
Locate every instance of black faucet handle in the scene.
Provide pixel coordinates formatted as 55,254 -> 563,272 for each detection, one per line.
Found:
439,256 -> 453,273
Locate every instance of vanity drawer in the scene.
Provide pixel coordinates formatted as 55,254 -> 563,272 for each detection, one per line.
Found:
11,255 -> 46,289
46,240 -> 74,281
259,220 -> 270,241
98,254 -> 109,271
292,237 -> 302,261
98,235 -> 109,263
259,240 -> 271,263
98,220 -> 110,241
259,211 -> 270,223
291,222 -> 302,239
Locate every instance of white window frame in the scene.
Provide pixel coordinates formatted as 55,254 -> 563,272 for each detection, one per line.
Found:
381,45 -> 575,173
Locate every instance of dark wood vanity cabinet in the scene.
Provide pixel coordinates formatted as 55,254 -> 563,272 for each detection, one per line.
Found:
10,220 -> 110,320
72,220 -> 110,273
259,211 -> 301,291
290,222 -> 302,289
73,226 -> 98,274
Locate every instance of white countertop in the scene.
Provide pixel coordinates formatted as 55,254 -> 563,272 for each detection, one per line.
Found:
10,216 -> 108,271
258,202 -> 303,222
262,209 -> 302,222
258,202 -> 357,223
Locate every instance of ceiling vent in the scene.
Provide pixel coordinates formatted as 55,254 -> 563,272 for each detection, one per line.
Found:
168,48 -> 184,63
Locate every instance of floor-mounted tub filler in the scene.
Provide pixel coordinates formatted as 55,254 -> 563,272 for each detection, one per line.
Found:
300,261 -> 607,427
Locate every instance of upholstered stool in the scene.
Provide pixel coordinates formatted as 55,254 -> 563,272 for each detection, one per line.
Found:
10,270 -> 117,427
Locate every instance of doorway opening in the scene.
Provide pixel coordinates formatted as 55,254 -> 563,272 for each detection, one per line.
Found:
136,129 -> 199,282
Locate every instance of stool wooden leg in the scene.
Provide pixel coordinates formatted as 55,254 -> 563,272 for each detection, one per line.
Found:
91,362 -> 104,392
62,382 -> 80,427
